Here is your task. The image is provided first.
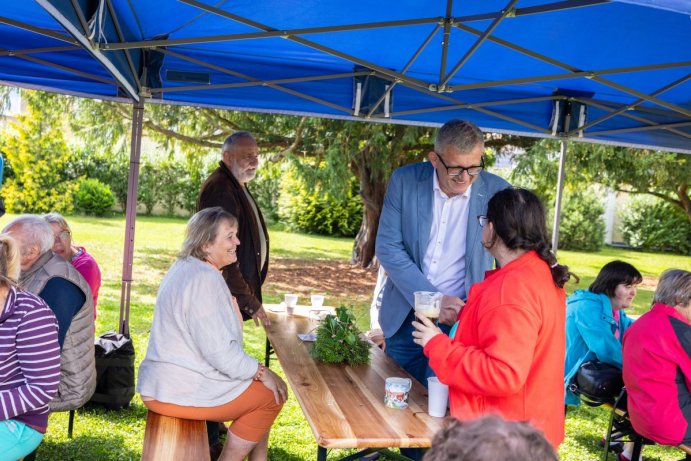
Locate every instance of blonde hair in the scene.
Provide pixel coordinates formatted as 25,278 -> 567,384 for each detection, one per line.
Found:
0,235 -> 21,287
179,207 -> 238,261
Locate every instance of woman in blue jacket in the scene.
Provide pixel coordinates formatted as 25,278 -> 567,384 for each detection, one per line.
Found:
564,260 -> 642,406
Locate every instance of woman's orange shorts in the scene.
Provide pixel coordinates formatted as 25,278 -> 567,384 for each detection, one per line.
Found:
143,381 -> 283,442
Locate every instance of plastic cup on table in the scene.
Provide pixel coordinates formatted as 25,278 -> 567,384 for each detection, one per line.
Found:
427,377 -> 449,417
310,294 -> 325,309
284,294 -> 298,315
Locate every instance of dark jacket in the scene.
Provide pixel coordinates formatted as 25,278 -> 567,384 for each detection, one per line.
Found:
197,161 -> 269,318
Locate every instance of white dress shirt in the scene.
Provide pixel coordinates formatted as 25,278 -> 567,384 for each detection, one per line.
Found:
421,172 -> 472,298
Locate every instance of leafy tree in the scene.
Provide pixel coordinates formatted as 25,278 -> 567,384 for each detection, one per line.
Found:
69,99 -> 436,267
0,91 -> 78,213
511,139 -> 690,221
67,96 -> 541,266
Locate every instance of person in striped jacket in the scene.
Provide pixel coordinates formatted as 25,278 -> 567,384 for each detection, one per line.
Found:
0,234 -> 61,460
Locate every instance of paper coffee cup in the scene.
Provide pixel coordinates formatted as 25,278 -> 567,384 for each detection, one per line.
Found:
427,377 -> 449,417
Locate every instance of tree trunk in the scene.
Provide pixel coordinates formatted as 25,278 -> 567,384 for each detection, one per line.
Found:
351,150 -> 387,268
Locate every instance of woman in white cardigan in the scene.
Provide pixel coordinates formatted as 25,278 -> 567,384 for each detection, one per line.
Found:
137,207 -> 287,461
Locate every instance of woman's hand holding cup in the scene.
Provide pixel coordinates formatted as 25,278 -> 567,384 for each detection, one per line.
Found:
412,312 -> 443,348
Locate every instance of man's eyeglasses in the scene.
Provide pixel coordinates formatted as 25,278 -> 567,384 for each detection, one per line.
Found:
435,153 -> 485,177
477,215 -> 488,227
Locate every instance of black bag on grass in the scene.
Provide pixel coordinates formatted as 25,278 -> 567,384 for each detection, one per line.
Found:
89,331 -> 135,410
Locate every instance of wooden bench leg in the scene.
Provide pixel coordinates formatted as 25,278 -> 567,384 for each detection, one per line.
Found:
141,410 -> 210,461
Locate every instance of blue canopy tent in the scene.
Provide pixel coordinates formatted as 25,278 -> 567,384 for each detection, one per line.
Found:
1,0 -> 690,332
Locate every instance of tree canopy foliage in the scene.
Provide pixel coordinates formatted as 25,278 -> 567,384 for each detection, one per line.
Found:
511,139 -> 690,221
0,91 -> 78,213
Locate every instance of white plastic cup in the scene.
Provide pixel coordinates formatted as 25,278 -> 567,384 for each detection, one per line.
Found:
284,294 -> 298,315
310,294 -> 325,309
414,291 -> 441,319
427,377 -> 449,417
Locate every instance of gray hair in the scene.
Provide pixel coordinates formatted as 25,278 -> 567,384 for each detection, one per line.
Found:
2,215 -> 54,254
222,131 -> 255,156
434,119 -> 485,153
179,207 -> 238,261
653,269 -> 691,308
43,212 -> 72,234
424,416 -> 557,461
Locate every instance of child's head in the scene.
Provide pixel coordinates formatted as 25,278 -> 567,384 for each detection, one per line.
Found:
424,416 -> 557,461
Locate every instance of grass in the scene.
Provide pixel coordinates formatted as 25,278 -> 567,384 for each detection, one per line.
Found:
1,213 -> 688,461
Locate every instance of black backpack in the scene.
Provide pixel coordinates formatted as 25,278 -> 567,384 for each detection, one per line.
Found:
89,332 -> 136,410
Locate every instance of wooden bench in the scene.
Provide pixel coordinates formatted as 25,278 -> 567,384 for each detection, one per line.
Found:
141,411 -> 210,461
263,305 -> 444,461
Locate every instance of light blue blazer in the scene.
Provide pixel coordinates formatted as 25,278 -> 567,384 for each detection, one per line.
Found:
375,162 -> 510,338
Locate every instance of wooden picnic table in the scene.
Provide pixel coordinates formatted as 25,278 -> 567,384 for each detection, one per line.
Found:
262,304 -> 445,461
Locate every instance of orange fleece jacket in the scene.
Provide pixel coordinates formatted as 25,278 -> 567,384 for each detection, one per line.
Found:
424,251 -> 566,448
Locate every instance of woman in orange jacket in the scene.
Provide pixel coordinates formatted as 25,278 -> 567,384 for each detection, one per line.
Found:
413,188 -> 577,449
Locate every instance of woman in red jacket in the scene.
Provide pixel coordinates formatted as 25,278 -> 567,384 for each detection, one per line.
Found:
413,188 -> 576,449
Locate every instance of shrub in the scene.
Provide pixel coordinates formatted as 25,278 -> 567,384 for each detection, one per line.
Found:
179,159 -> 215,215
278,171 -> 363,237
620,196 -> 691,255
558,190 -> 606,252
69,150 -> 129,210
137,162 -> 159,215
252,159 -> 283,224
74,178 -> 115,216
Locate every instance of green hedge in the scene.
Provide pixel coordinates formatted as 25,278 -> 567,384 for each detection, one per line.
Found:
557,190 -> 606,252
621,196 -> 691,255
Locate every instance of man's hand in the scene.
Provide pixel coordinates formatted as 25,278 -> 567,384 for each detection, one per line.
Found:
253,306 -> 270,326
412,312 -> 443,348
437,295 -> 465,326
366,328 -> 386,351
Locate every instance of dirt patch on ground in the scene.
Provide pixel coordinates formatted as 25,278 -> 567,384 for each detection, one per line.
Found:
264,258 -> 378,306
639,275 -> 658,289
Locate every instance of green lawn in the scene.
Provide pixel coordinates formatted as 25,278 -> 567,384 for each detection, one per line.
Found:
0,213 -> 688,461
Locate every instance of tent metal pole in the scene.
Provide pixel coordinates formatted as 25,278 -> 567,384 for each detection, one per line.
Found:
587,121 -> 691,136
455,22 -> 691,118
118,97 -> 145,336
552,139 -> 568,255
571,73 -> 691,135
441,0 -> 519,87
578,98 -> 691,139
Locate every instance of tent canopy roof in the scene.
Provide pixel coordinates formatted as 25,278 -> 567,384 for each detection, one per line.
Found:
1,0 -> 690,153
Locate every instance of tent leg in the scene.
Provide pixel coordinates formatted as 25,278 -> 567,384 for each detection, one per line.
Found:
551,139 -> 567,255
118,99 -> 144,336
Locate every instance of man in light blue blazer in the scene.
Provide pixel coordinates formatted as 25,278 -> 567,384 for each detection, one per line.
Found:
375,120 -> 510,385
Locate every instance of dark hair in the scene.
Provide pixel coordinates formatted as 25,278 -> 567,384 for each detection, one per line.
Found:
486,188 -> 577,288
588,261 -> 642,298
424,416 -> 557,461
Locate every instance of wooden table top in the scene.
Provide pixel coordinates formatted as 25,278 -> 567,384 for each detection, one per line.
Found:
263,304 -> 445,449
